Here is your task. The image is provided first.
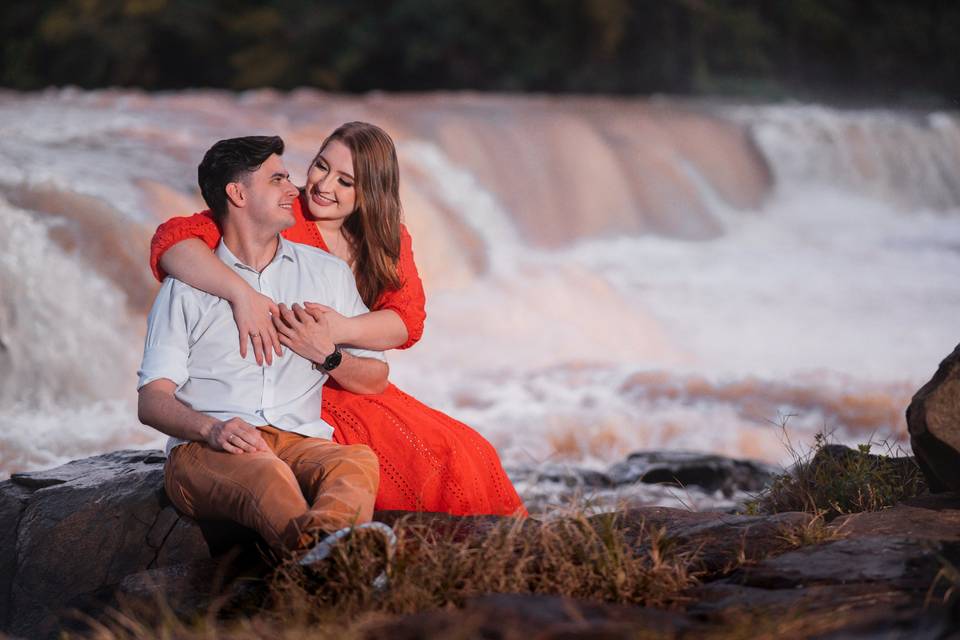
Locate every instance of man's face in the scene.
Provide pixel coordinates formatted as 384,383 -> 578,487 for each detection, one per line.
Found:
238,153 -> 298,232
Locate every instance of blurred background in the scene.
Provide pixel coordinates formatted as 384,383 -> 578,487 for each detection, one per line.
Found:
2,1 -> 959,508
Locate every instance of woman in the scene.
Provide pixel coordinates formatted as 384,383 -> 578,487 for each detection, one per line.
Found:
150,122 -> 526,517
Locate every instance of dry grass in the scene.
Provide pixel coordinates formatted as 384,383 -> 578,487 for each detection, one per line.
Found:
775,513 -> 846,549
73,511 -> 699,639
749,427 -> 926,520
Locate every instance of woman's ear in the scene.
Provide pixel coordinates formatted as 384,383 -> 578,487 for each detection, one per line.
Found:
225,181 -> 245,208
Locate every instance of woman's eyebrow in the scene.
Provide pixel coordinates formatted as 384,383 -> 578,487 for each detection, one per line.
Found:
317,154 -> 354,181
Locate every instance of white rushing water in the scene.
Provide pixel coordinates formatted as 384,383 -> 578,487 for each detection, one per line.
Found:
0,90 -> 957,490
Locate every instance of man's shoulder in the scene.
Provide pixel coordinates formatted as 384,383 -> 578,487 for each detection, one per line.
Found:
157,276 -> 219,305
288,242 -> 352,275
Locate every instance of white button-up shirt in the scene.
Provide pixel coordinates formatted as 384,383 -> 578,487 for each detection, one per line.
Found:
137,237 -> 385,454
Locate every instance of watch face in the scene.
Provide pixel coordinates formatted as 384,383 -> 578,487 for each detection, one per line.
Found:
323,348 -> 342,371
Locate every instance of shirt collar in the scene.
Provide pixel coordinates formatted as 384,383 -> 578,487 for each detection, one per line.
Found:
215,236 -> 296,274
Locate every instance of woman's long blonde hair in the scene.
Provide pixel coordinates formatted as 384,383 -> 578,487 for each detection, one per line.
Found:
315,122 -> 402,308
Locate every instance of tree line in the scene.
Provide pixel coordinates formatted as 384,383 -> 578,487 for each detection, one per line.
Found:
3,0 -> 958,104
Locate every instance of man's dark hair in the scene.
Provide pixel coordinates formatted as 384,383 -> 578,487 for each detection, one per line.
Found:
198,136 -> 285,221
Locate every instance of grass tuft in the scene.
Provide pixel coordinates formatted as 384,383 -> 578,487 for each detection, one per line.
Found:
750,427 -> 926,520
74,511 -> 699,639
775,513 -> 846,548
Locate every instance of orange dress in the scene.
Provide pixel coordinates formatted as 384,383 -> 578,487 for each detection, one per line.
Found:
149,195 -> 527,516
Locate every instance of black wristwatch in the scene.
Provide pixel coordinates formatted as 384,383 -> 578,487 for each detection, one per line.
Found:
315,345 -> 342,372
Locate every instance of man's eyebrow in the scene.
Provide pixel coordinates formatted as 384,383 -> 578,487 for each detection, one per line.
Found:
271,171 -> 290,179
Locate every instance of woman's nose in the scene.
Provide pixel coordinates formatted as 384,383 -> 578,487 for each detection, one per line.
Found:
319,172 -> 335,192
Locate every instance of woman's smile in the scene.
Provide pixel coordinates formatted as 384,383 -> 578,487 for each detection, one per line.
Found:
310,188 -> 337,207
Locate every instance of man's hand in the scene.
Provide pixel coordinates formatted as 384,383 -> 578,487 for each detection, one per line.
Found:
273,302 -> 335,364
230,288 -> 282,366
139,379 -> 271,451
205,417 -> 270,454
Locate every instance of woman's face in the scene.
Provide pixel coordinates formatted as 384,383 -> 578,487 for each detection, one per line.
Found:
304,139 -> 357,222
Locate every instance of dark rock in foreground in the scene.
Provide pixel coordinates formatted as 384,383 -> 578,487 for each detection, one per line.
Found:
3,448 -> 960,639
1,451 -> 213,639
908,342 -> 960,492
366,593 -> 702,639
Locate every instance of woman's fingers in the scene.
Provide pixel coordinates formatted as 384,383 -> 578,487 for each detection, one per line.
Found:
303,306 -> 324,322
261,330 -> 276,366
304,302 -> 333,313
266,314 -> 283,357
250,333 -> 265,366
237,321 -> 252,359
238,332 -> 248,360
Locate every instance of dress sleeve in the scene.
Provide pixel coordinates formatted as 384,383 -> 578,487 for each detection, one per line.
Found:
149,210 -> 223,282
372,224 -> 426,350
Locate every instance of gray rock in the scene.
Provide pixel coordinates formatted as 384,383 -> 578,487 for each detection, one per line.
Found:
690,582 -> 949,639
604,507 -> 814,573
365,592 -> 701,639
738,536 -> 943,589
5,447 -> 960,640
0,481 -> 31,630
2,450 -> 214,639
908,342 -> 960,492
607,450 -> 778,496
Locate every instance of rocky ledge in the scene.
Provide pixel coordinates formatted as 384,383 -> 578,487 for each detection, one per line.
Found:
2,447 -> 958,639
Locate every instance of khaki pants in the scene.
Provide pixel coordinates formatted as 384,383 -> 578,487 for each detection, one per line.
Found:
164,425 -> 379,552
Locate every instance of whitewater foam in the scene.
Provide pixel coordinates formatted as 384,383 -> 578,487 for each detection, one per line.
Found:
0,91 -> 956,484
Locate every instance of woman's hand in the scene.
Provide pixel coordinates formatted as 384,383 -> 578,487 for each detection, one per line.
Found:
304,303 -> 408,351
303,302 -> 349,344
229,288 -> 282,366
273,303 -> 335,364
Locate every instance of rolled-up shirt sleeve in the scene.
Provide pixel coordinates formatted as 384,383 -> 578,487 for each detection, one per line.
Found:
137,280 -> 192,389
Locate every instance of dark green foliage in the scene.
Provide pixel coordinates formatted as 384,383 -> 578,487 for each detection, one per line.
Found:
1,0 -> 958,102
754,434 -> 928,520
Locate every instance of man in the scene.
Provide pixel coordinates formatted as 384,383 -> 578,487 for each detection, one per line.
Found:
137,135 -> 387,556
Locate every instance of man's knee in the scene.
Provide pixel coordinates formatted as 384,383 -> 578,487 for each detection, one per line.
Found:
346,443 -> 378,466
344,444 -> 379,475
329,444 -> 380,482
241,452 -> 299,493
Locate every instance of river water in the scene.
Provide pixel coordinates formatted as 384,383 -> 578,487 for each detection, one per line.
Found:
1,90 -> 958,498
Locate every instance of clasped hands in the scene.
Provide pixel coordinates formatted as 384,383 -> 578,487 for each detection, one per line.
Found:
229,287 -> 342,366
272,302 -> 336,365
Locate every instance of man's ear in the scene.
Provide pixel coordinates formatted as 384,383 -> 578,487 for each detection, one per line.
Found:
225,181 -> 245,209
